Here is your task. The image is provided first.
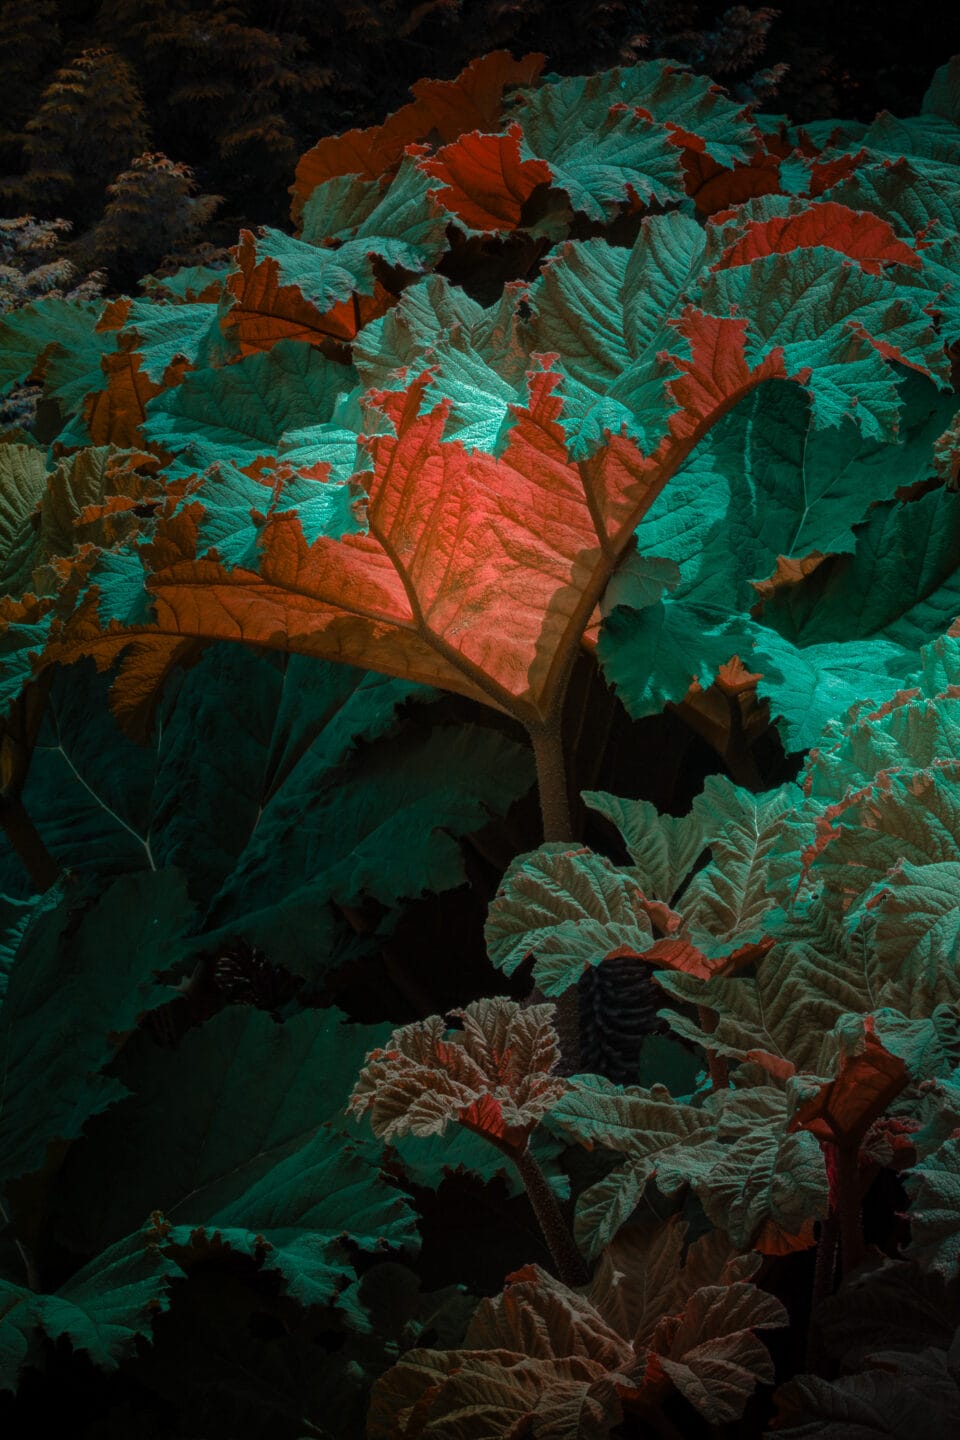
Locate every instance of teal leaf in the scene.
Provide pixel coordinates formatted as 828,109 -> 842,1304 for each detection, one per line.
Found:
56,1008 -> 417,1320
0,871 -> 189,1192
143,340 -> 364,483
0,1222 -> 182,1392
17,649 -> 532,979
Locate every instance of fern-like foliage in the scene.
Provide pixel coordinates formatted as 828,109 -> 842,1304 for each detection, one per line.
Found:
74,153 -> 224,293
11,45 -> 149,230
0,0 -> 60,171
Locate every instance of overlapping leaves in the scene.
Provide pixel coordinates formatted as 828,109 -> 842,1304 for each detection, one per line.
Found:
369,1215 -> 786,1438
1,646 -> 532,977
2,46 -> 960,1434
54,1006 -> 418,1325
1,55 -> 956,756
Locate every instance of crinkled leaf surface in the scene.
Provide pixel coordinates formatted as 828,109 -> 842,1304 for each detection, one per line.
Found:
484,843 -> 657,996
550,1076 -> 712,1255
349,997 -> 565,1153
772,1350 -> 960,1438
506,62 -> 752,221
48,193 -> 955,729
142,339 -> 365,485
597,371 -> 957,746
903,1134 -> 960,1277
0,299 -> 111,428
581,789 -> 706,901
292,49 -> 545,221
371,1213 -> 785,1437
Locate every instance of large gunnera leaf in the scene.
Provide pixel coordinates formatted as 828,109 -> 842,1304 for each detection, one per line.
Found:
0,1221 -> 182,1393
0,871 -> 188,1193
0,647 -> 531,978
55,1007 -> 416,1322
370,1214 -> 786,1438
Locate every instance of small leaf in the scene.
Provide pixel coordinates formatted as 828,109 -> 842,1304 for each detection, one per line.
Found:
349,997 -> 565,1154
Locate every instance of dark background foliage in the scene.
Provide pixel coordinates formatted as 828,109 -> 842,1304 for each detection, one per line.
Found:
2,0 -> 959,288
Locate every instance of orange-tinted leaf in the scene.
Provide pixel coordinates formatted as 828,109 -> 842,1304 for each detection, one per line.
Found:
713,656 -> 763,696
715,200 -> 920,274
751,552 -> 828,607
83,349 -> 166,449
682,144 -> 782,217
347,997 -> 565,1155
807,147 -> 867,197
646,933 -> 773,980
643,935 -> 722,979
860,1115 -> 920,1172
51,314 -> 792,727
95,297 -> 132,333
746,1050 -> 797,1084
752,1215 -> 818,1256
291,50 -> 545,221
788,1016 -> 909,1147
407,50 -> 545,143
222,230 -> 394,356
421,125 -> 552,232
675,661 -> 771,762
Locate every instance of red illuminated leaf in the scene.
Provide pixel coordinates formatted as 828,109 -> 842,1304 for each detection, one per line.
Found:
421,124 -> 552,232
716,200 -> 920,274
682,144 -> 782,216
646,934 -> 773,980
788,1017 -> 909,1148
752,1216 -> 818,1256
291,50 -> 545,221
807,147 -> 868,196
56,323 -> 786,726
83,350 -> 166,449
405,50 -> 546,139
221,230 -> 393,356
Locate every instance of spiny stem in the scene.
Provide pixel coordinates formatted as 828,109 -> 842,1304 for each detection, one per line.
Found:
526,712 -> 581,1073
528,715 -> 573,843
836,1144 -> 865,1275
511,1143 -> 589,1288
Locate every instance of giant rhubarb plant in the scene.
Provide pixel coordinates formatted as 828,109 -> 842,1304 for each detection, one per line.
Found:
1,43 -> 960,1440
356,630 -> 960,1434
3,53 -> 959,848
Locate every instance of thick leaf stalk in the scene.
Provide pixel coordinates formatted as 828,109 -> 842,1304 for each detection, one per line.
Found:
511,1143 -> 589,1289
833,1143 -> 865,1276
527,714 -> 582,1070
698,1003 -> 729,1092
528,717 -> 573,844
